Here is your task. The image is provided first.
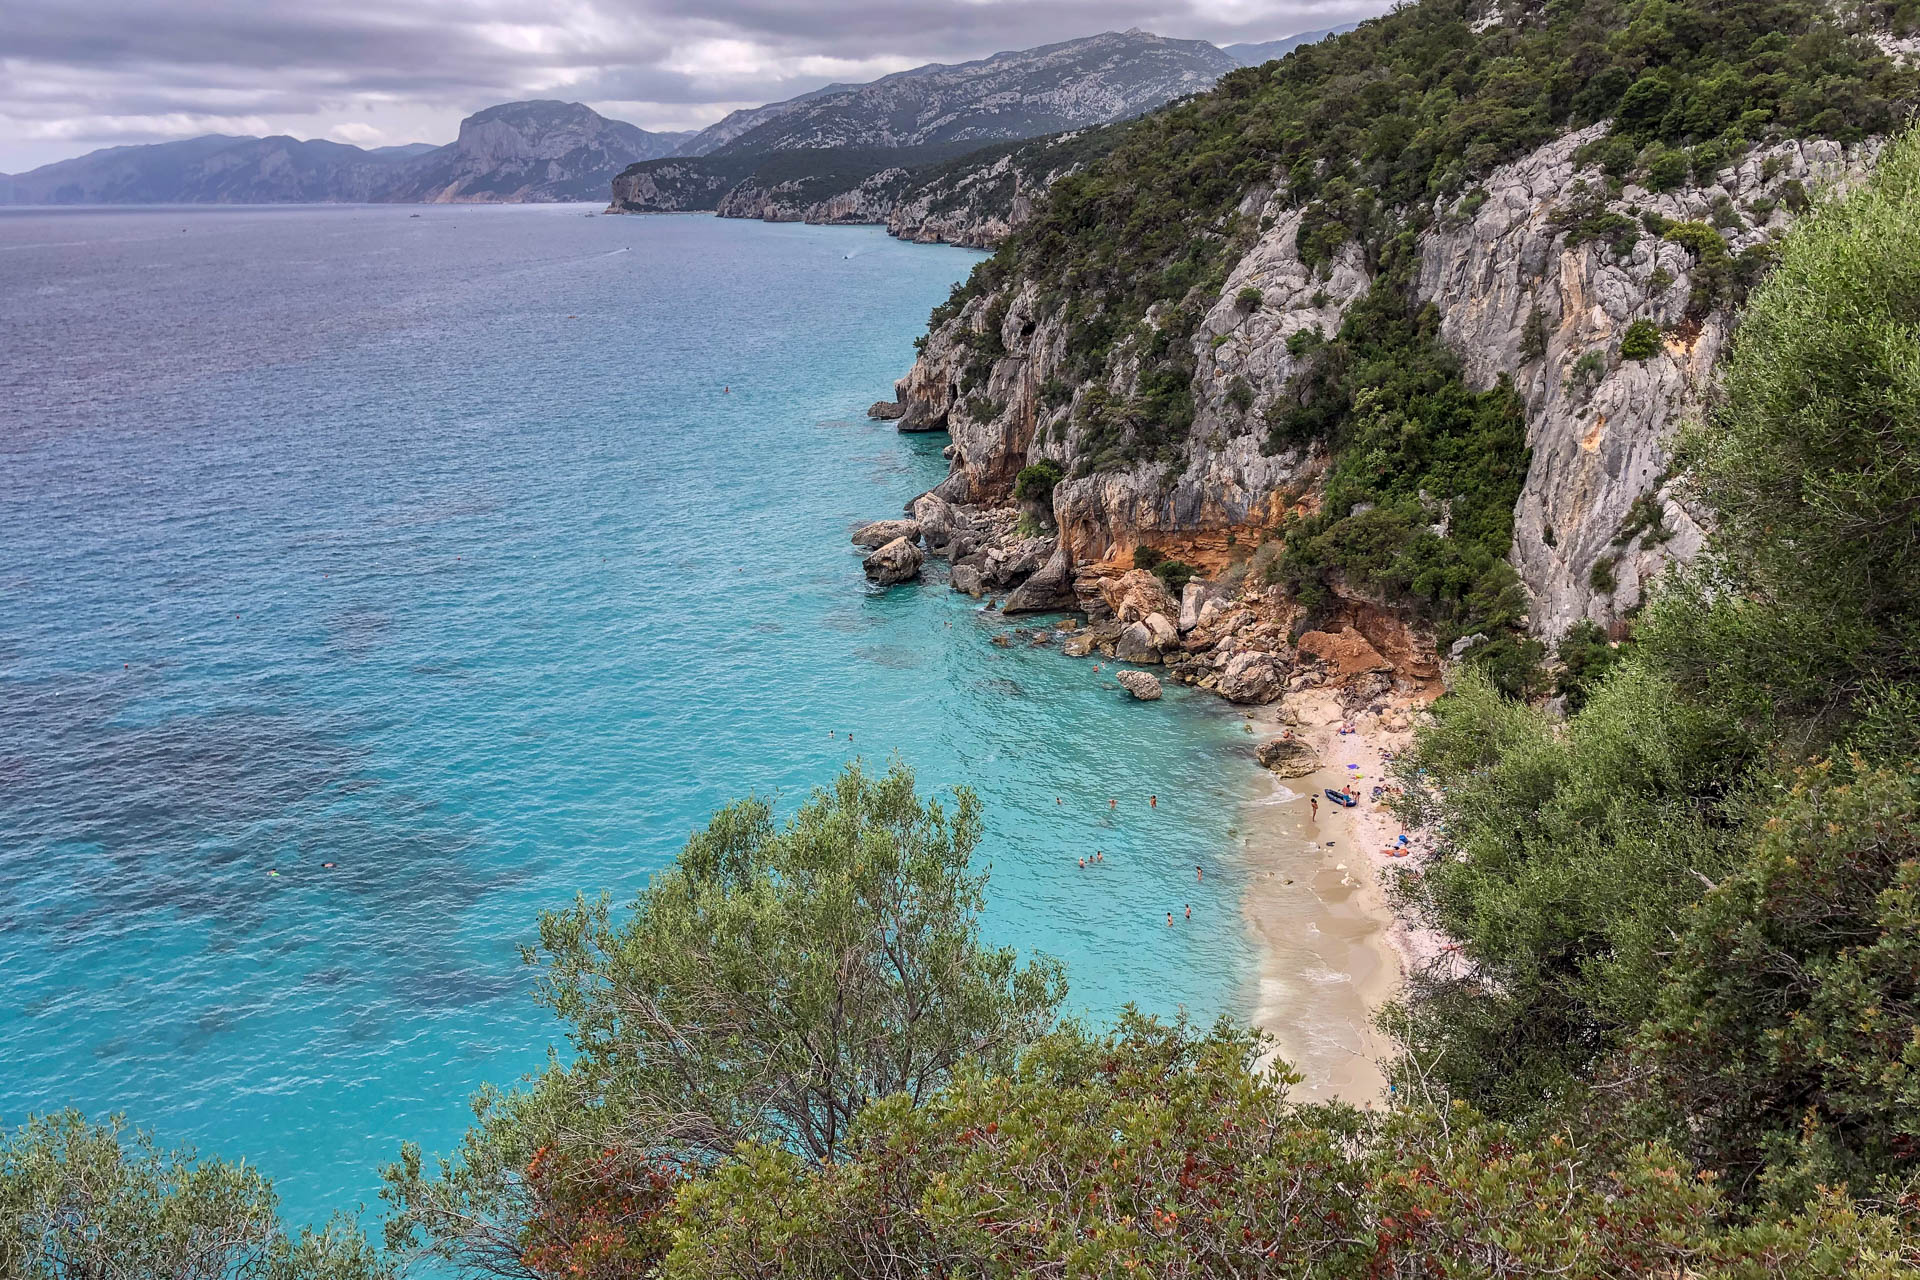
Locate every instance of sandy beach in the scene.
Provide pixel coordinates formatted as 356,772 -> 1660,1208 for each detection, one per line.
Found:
1231,685 -> 1446,1104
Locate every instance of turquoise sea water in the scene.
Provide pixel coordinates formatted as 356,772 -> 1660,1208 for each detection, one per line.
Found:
0,204 -> 1258,1229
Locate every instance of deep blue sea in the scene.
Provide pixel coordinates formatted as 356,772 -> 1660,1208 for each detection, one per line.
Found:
0,204 -> 1258,1230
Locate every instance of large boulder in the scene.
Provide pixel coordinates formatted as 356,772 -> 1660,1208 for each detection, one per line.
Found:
1296,627 -> 1394,679
908,492 -> 960,549
1062,632 -> 1096,657
985,537 -> 1052,588
1143,612 -> 1179,651
1178,580 -> 1211,632
1002,552 -> 1078,614
1115,621 -> 1162,664
867,399 -> 906,420
1099,569 -> 1178,625
852,519 -> 921,548
1255,735 -> 1320,777
949,563 -> 986,597
1117,670 -> 1163,701
1216,651 -> 1286,704
863,537 -> 924,586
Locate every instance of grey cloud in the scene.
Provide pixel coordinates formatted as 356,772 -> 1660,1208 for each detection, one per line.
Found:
0,0 -> 1385,171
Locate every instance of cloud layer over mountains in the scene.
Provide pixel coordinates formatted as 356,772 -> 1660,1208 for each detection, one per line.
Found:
0,0 -> 1383,171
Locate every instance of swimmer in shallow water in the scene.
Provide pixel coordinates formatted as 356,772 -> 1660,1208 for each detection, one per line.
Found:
1167,912 -> 1174,927
1185,904 -> 1191,920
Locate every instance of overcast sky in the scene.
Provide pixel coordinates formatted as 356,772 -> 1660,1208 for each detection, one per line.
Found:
1,0 -> 1387,172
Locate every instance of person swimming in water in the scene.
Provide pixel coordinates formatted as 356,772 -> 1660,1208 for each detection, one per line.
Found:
1185,904 -> 1191,920
1149,795 -> 1157,808
1166,912 -> 1174,927
1195,864 -> 1202,882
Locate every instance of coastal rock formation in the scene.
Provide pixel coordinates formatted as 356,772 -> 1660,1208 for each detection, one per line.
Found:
1255,735 -> 1319,777
1215,652 -> 1286,704
887,120 -> 1882,653
863,537 -> 924,585
852,519 -> 921,548
1296,628 -> 1393,680
1116,670 -> 1164,700
867,399 -> 907,420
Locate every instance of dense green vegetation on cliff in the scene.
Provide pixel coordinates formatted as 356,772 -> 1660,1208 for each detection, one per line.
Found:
1390,125 -> 1920,1204
925,0 -> 1913,663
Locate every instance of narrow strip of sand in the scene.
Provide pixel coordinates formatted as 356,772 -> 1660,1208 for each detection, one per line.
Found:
1232,687 -> 1445,1105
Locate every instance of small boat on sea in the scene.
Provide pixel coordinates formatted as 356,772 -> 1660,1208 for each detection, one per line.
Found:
1324,788 -> 1358,808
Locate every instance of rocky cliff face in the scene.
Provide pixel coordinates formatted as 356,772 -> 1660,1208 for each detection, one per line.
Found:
892,126 -> 1879,641
713,169 -> 907,224
386,101 -> 689,204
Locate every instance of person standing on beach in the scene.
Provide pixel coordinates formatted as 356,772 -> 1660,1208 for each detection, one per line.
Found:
1310,796 -> 1318,820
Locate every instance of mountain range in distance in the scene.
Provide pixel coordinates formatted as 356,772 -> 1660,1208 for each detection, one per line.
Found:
0,26 -> 1355,207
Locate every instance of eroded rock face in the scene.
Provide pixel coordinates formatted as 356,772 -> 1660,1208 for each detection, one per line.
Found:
1100,570 -> 1179,625
1216,651 -> 1286,704
1417,127 -> 1875,635
863,537 -> 924,585
1116,670 -> 1163,700
1256,735 -> 1319,777
1296,627 -> 1393,679
868,399 -> 906,420
853,519 -> 921,548
890,121 -> 1880,644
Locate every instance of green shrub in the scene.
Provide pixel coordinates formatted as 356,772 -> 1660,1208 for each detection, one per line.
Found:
1554,619 -> 1623,712
1153,559 -> 1198,594
1012,459 -> 1064,503
1620,318 -> 1663,360
1588,555 -> 1619,593
1235,286 -> 1263,310
1131,545 -> 1164,571
1225,376 -> 1255,412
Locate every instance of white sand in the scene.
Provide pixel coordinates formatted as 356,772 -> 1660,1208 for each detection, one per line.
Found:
1233,686 -> 1446,1104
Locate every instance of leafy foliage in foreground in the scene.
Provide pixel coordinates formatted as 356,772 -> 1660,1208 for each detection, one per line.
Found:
381,759 -> 1065,1276
1391,124 -> 1920,1203
0,1111 -> 390,1280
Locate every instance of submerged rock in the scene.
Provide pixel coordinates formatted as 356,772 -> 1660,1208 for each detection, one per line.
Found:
863,537 -> 924,586
1117,670 -> 1163,701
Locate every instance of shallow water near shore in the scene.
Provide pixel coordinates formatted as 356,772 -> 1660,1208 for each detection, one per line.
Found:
1,205 -> 1278,1228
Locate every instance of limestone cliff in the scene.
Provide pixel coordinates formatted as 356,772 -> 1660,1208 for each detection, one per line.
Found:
892,127 -> 1878,640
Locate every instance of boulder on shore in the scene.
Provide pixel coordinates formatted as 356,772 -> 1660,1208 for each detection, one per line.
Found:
1296,627 -> 1394,678
949,563 -> 986,597
1143,611 -> 1179,651
1002,551 -> 1078,613
1114,621 -> 1162,664
852,519 -> 921,548
863,537 -> 924,586
1255,735 -> 1319,777
1099,569 -> 1178,624
1117,670 -> 1163,701
908,492 -> 960,549
867,399 -> 907,420
1217,651 -> 1286,704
